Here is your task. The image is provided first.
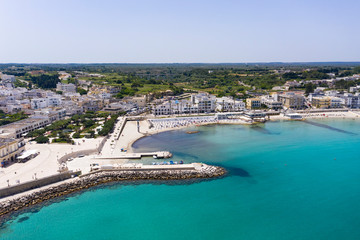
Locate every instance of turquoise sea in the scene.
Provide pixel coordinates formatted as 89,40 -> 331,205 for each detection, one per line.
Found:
1,119 -> 360,240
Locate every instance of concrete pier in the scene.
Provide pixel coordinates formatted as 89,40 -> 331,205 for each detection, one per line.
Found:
95,151 -> 173,160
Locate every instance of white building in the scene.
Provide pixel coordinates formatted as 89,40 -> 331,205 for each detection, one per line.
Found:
34,108 -> 67,122
330,97 -> 344,108
260,95 -> 283,110
349,86 -> 360,93
324,90 -> 339,97
0,74 -> 16,82
342,93 -> 360,109
56,83 -> 76,93
216,97 -> 245,112
98,92 -> 111,99
47,96 -> 62,107
191,93 -> 216,113
153,100 -> 199,116
30,98 -> 48,110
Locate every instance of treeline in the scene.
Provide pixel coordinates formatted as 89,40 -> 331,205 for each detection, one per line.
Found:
29,74 -> 60,89
98,114 -> 119,136
335,79 -> 360,90
282,70 -> 330,80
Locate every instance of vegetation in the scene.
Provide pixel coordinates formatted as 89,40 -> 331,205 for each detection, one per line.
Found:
334,79 -> 360,90
25,111 -> 124,142
26,129 -> 46,138
34,135 -> 49,144
305,83 -> 316,96
98,114 -> 118,136
77,87 -> 88,95
14,79 -> 28,88
0,111 -> 28,126
2,63 -> 360,99
28,74 -> 60,89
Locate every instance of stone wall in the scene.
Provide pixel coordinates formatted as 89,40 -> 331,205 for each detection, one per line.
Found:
0,166 -> 226,219
0,171 -> 81,199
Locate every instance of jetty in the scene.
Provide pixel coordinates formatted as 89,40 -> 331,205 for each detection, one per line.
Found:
86,163 -> 205,173
0,163 -> 226,220
95,151 -> 173,160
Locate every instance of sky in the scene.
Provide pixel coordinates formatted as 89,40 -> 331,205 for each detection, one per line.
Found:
0,0 -> 359,63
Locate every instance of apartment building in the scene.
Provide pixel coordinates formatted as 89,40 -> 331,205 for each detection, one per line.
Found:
311,96 -> 344,109
246,98 -> 261,109
260,95 -> 282,110
0,138 -> 25,167
216,97 -> 245,112
191,93 -> 216,113
342,93 -> 360,108
278,93 -> 305,109
56,83 -> 76,93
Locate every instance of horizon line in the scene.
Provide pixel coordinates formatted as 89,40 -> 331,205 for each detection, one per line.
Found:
1,61 -> 360,65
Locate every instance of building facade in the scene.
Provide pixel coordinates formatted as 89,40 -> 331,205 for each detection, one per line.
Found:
278,93 -> 305,109
0,138 -> 25,167
246,98 -> 261,109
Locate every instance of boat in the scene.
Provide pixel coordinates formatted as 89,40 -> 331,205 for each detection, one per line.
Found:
186,131 -> 199,134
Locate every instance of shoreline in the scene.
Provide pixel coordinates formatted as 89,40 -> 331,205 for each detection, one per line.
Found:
129,114 -> 360,150
1,114 -> 359,224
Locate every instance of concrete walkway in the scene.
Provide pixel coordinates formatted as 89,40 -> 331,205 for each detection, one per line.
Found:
0,138 -> 103,189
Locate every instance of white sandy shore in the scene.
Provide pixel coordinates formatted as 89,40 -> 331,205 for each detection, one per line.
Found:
269,111 -> 360,121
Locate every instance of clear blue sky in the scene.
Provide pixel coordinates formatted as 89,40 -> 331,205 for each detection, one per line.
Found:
1,0 -> 359,63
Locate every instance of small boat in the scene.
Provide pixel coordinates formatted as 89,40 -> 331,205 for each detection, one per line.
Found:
186,131 -> 199,134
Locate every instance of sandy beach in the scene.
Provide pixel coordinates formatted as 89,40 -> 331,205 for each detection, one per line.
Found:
269,110 -> 360,121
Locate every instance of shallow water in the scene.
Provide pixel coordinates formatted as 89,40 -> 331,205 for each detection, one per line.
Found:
1,119 -> 360,240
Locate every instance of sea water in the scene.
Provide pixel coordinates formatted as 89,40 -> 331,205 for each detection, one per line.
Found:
1,119 -> 360,240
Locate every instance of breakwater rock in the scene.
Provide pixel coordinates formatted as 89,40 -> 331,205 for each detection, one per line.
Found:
0,164 -> 226,221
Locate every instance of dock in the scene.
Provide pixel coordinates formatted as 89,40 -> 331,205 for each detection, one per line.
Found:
95,151 -> 172,160
85,163 -> 199,174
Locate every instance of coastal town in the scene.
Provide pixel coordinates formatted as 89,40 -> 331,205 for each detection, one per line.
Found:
2,0 -> 360,238
0,64 -> 360,217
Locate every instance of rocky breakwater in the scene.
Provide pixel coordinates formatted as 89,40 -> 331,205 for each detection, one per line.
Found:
0,164 -> 226,221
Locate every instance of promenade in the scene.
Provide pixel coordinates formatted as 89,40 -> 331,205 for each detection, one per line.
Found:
0,138 -> 103,188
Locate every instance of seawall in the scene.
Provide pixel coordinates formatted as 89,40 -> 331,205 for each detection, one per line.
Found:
0,164 -> 226,221
0,171 -> 82,199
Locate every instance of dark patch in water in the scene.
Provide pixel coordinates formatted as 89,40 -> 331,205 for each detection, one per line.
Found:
17,216 -> 29,223
29,208 -> 40,214
172,151 -> 199,160
303,120 -> 356,135
250,126 -> 276,135
227,166 -> 251,177
217,165 -> 250,177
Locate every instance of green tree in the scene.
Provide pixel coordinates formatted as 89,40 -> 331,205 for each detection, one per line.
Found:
305,83 -> 315,96
77,87 -> 88,95
35,135 -> 49,144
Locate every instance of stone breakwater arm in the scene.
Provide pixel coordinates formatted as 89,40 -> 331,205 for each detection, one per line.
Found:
0,165 -> 226,220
